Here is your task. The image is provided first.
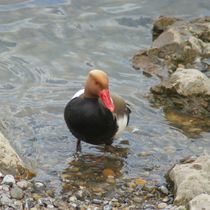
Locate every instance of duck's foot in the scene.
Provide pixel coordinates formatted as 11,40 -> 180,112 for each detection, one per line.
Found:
76,139 -> 82,153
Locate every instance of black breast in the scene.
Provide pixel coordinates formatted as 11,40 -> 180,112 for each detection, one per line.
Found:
64,97 -> 118,145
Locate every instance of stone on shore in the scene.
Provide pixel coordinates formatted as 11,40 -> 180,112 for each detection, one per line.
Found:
0,132 -> 31,177
152,68 -> 210,97
150,67 -> 210,118
132,16 -> 210,77
188,193 -> 210,210
168,155 -> 210,206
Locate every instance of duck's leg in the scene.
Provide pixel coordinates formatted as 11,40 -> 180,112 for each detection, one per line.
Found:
76,139 -> 81,152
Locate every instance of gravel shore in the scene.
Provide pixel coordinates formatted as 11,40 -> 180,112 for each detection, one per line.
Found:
0,171 -> 175,210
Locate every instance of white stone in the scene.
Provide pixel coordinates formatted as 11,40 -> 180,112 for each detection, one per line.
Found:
0,132 -> 28,175
165,68 -> 210,96
17,180 -> 28,189
2,174 -> 15,186
169,155 -> 210,205
157,202 -> 167,209
188,193 -> 210,210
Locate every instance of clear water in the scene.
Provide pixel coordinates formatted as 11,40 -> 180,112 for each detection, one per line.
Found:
0,0 -> 210,189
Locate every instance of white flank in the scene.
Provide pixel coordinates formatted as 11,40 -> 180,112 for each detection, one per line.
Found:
115,114 -> 128,136
72,89 -> 84,99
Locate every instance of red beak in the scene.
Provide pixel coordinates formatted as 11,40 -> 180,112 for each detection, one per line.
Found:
99,89 -> 115,112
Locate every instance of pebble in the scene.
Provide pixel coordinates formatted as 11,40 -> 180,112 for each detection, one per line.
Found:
24,198 -> 35,209
103,204 -> 112,210
69,195 -> 77,202
2,184 -> 10,192
2,174 -> 15,186
157,202 -> 167,209
17,180 -> 29,189
92,198 -> 103,204
106,176 -> 115,184
10,186 -> 24,200
162,196 -> 169,202
34,181 -> 45,191
126,181 -> 136,189
0,194 -> 12,205
132,196 -> 143,203
76,189 -> 84,199
159,185 -> 169,195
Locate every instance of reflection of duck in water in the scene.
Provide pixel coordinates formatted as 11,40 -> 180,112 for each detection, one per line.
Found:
61,153 -> 126,193
64,70 -> 131,152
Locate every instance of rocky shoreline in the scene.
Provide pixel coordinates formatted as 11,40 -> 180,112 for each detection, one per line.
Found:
0,171 -> 175,210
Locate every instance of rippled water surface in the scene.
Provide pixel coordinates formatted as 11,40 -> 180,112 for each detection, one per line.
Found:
1,0 -> 210,190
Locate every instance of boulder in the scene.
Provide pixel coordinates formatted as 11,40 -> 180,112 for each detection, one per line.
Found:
152,68 -> 210,97
132,16 -> 210,77
150,68 -> 210,118
0,132 -> 32,177
169,155 -> 210,205
152,16 -> 180,40
188,194 -> 210,210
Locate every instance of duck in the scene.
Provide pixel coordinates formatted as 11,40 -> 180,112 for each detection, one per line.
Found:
64,69 -> 131,152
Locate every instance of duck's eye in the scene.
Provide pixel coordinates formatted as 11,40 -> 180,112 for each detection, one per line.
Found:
95,81 -> 99,86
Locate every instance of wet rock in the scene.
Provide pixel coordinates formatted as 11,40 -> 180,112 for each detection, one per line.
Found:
33,181 -> 46,192
135,178 -> 146,186
0,132 -> 30,176
92,198 -> 103,204
188,193 -> 210,210
10,186 -> 24,200
133,16 -> 210,77
2,174 -> 15,186
132,50 -> 167,78
153,68 -> 210,97
153,16 -> 181,40
150,68 -> 210,118
102,168 -> 115,177
169,155 -> 210,205
158,185 -> 169,195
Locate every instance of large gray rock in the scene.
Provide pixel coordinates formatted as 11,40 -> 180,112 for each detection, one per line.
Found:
188,194 -> 210,210
132,16 -> 210,77
169,155 -> 210,205
150,67 -> 210,119
0,132 -> 30,176
155,68 -> 210,97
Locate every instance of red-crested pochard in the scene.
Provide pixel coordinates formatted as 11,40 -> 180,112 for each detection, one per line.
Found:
64,69 -> 131,151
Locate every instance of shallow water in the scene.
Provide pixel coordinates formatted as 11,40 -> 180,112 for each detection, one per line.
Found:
0,0 -> 210,190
